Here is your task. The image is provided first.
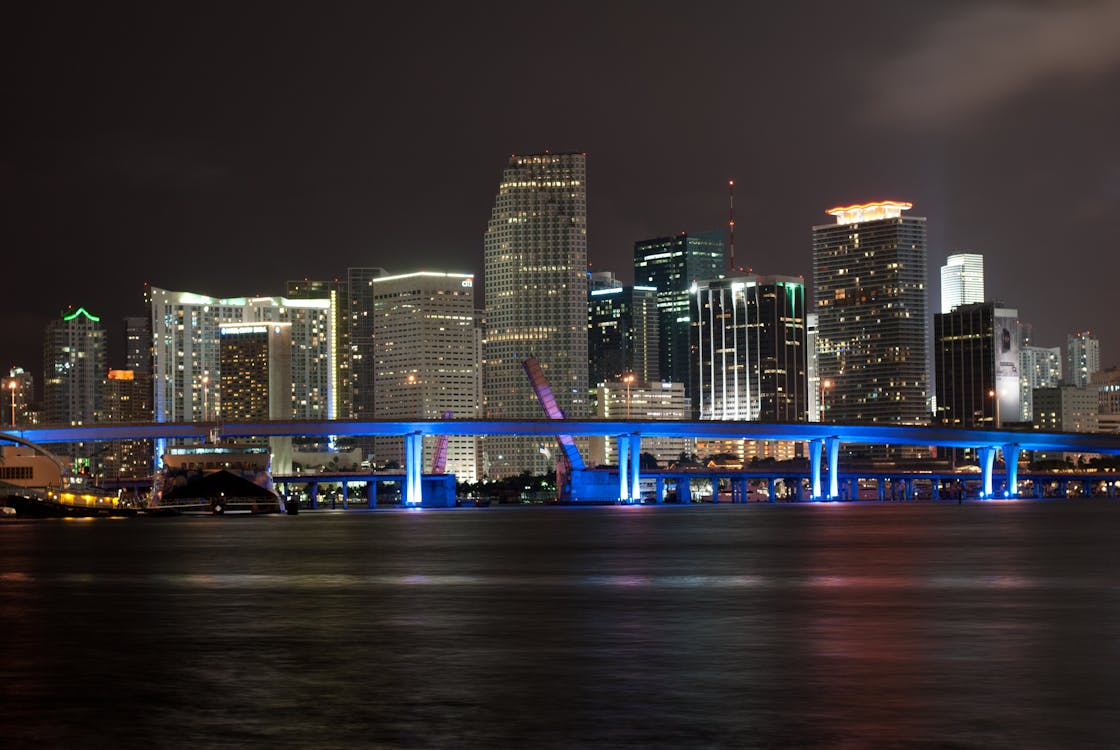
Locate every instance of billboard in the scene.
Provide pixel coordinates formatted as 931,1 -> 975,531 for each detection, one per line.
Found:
994,310 -> 1020,424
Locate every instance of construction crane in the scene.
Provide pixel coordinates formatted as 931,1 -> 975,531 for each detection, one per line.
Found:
430,411 -> 453,473
522,357 -> 586,501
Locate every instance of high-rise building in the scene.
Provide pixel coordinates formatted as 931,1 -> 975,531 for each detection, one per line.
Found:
634,231 -> 724,394
4,367 -> 33,428
588,284 -> 659,386
287,279 -> 350,419
1066,331 -> 1100,387
123,316 -> 152,374
42,306 -> 106,426
371,271 -> 481,482
588,381 -> 693,467
806,313 -> 821,422
347,267 -> 387,424
691,275 -> 807,422
940,252 -> 984,313
1034,386 -> 1098,433
98,369 -> 154,479
934,303 -> 1020,428
1019,345 -> 1062,422
219,322 -> 294,473
483,152 -> 589,477
812,201 -> 929,426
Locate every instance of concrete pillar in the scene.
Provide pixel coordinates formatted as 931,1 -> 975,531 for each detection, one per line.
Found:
877,478 -> 885,501
655,477 -> 664,504
677,477 -> 691,504
630,434 -> 641,503
309,481 -> 319,510
809,439 -> 823,500
767,476 -> 775,503
617,435 -> 630,502
366,480 -> 377,509
1003,445 -> 1020,498
978,446 -> 996,498
341,480 -> 349,509
850,478 -> 859,502
826,437 -> 841,500
931,477 -> 940,500
404,432 -> 423,505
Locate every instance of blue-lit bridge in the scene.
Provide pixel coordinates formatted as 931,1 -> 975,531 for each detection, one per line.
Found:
5,419 -> 1120,506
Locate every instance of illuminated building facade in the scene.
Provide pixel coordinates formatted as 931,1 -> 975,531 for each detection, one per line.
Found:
588,284 -> 660,386
5,367 -> 34,428
98,369 -> 154,479
1019,345 -> 1061,421
219,322 -> 293,472
634,231 -> 724,394
287,279 -> 350,419
1066,331 -> 1100,387
123,316 -> 152,374
483,152 -> 589,477
346,267 -> 386,427
371,271 -> 481,482
588,381 -> 693,467
940,252 -> 984,313
806,313 -> 820,422
934,303 -> 1020,428
42,306 -> 106,426
812,201 -> 929,426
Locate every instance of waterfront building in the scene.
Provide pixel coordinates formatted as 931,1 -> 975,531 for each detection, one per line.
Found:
4,367 -> 33,428
1019,344 -> 1062,422
806,313 -> 821,422
588,284 -> 660,387
1066,331 -> 1100,387
588,381 -> 693,467
634,231 -> 724,397
483,152 -> 589,478
939,252 -> 984,313
219,322 -> 293,472
347,267 -> 387,460
287,278 -> 350,419
812,200 -> 929,427
371,271 -> 481,482
934,303 -> 1020,428
42,306 -> 106,426
123,316 -> 152,374
98,369 -> 154,480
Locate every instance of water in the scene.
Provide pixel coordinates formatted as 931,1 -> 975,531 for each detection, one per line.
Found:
3,501 -> 1119,748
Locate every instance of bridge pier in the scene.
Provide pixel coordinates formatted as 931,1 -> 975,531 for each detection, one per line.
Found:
809,439 -> 823,500
978,446 -> 996,498
1003,444 -> 1020,498
767,477 -> 775,503
404,432 -> 422,505
617,435 -> 630,502
655,477 -> 665,504
826,437 -> 840,500
677,477 -> 691,504
367,480 -> 377,508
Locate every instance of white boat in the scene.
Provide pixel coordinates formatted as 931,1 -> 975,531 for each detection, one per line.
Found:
150,444 -> 284,515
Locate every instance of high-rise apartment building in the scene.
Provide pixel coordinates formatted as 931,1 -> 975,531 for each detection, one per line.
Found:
287,279 -> 350,419
42,306 -> 106,426
123,316 -> 152,374
940,252 -> 984,313
98,369 -> 154,479
812,201 -> 929,426
1019,345 -> 1062,421
934,303 -> 1020,428
347,267 -> 387,424
483,152 -> 589,477
219,322 -> 293,472
1066,331 -> 1100,387
588,284 -> 659,386
4,367 -> 33,428
634,231 -> 724,394
691,275 -> 807,422
806,313 -> 821,422
371,271 -> 481,482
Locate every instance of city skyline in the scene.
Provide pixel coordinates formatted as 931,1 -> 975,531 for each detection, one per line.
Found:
3,2 -> 1119,374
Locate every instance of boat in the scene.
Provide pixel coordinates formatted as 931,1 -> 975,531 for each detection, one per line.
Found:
0,444 -> 135,518
149,443 -> 285,515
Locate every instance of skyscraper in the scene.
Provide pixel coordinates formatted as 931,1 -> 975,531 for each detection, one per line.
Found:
483,152 -> 589,477
219,322 -> 293,472
1066,331 -> 1100,387
287,278 -> 350,419
346,267 -> 386,424
372,271 -> 481,482
634,231 -> 724,394
934,303 -> 1020,428
940,252 -> 984,313
1019,345 -> 1062,421
42,306 -> 106,426
123,316 -> 152,374
588,284 -> 659,386
812,201 -> 929,426
98,369 -> 154,479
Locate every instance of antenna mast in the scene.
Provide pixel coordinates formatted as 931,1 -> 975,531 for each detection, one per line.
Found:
727,179 -> 736,274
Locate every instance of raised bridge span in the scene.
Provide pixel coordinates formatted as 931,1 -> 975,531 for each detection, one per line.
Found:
5,419 -> 1120,505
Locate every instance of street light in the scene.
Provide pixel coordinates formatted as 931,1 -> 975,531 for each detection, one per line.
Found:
989,388 -> 1002,429
201,374 -> 209,422
7,380 -> 16,429
406,373 -> 420,419
622,373 -> 635,419
820,379 -> 832,423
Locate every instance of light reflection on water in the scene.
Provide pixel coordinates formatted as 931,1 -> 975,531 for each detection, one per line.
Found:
2,501 -> 1120,749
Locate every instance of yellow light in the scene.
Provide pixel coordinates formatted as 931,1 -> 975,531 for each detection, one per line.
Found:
826,201 -> 913,225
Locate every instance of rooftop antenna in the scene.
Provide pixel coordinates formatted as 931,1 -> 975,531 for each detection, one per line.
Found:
727,179 -> 736,274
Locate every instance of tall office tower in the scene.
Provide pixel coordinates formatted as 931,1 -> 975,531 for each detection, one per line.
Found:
287,279 -> 350,419
1019,345 -> 1062,421
347,267 -> 387,420
940,252 -> 984,313
149,288 -> 335,426
634,231 -> 724,394
42,306 -> 106,426
1066,331 -> 1100,387
588,284 -> 660,386
691,275 -> 807,422
219,322 -> 293,472
934,303 -> 1021,428
812,201 -> 929,427
123,316 -> 152,374
483,152 -> 589,478
371,272 -> 481,482
1092,368 -> 1120,434
4,367 -> 33,428
98,369 -> 154,479
588,381 -> 693,467
806,313 -> 821,422
589,271 -> 620,291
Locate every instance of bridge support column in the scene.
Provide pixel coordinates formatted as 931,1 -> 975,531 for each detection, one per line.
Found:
617,435 -> 631,502
655,477 -> 665,504
767,476 -> 775,503
309,481 -> 319,510
341,480 -> 349,509
367,480 -> 377,509
978,446 -> 996,498
826,437 -> 840,500
877,478 -> 885,501
630,434 -> 641,503
404,432 -> 423,505
1003,445 -> 1020,498
677,477 -> 691,504
809,439 -> 823,500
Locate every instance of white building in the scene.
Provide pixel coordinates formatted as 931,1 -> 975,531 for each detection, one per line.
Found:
940,252 -> 984,314
1019,345 -> 1062,421
371,271 -> 481,482
1066,331 -> 1101,387
588,381 -> 693,467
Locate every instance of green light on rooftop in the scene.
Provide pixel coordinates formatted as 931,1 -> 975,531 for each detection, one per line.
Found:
63,307 -> 101,322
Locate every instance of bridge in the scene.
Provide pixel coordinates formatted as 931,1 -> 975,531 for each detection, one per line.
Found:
5,419 -> 1120,505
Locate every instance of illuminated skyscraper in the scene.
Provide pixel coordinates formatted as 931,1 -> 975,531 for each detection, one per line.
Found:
1066,331 -> 1100,387
483,152 -> 589,477
634,231 -> 724,394
934,303 -> 1020,428
219,322 -> 293,472
812,201 -> 929,426
1019,345 -> 1061,421
42,306 -> 106,426
371,271 -> 481,482
588,284 -> 659,386
98,369 -> 154,479
123,316 -> 152,374
940,252 -> 984,313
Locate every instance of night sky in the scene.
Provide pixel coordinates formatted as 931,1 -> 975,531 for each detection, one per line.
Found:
4,1 -> 1119,377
